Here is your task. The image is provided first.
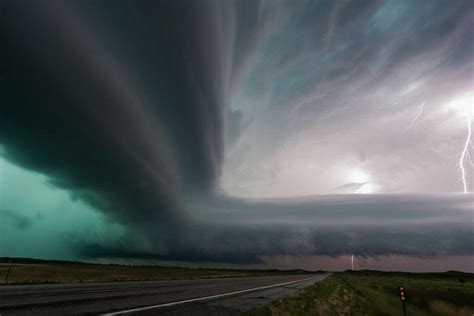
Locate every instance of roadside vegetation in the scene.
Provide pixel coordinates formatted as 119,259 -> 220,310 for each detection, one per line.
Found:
0,257 -> 310,285
248,270 -> 474,316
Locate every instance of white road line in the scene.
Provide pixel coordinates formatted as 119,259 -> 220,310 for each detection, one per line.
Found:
102,274 -> 329,315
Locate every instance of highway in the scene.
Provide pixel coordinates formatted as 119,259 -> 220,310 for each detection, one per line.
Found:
0,273 -> 331,315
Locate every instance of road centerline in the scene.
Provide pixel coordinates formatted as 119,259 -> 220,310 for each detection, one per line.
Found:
101,274 -> 330,315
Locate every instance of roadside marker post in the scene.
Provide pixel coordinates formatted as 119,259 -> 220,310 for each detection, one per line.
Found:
399,285 -> 407,316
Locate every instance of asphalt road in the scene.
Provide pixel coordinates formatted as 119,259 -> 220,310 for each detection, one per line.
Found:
0,273 -> 331,315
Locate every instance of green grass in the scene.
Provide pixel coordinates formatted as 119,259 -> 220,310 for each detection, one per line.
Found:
248,271 -> 474,316
0,257 -> 310,285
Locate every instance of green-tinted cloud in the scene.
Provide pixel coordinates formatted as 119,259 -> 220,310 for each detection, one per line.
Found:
0,157 -> 124,260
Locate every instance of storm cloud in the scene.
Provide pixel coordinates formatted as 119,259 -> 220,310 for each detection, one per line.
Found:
0,0 -> 473,269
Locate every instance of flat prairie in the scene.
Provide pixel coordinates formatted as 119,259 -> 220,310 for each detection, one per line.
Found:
249,270 -> 474,316
0,258 -> 310,285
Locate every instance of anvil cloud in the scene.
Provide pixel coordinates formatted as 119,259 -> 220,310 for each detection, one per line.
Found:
0,0 -> 473,271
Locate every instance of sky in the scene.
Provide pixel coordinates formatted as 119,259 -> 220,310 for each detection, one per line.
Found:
0,0 -> 473,271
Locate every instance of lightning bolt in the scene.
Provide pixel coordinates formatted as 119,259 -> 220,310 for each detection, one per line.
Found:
408,101 -> 425,129
459,118 -> 472,193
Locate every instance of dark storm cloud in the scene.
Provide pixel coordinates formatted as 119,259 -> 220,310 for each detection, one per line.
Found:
192,194 -> 473,225
0,0 -> 259,224
78,217 -> 474,263
1,0 -> 473,265
78,238 -> 264,265
75,194 -> 473,263
183,194 -> 473,261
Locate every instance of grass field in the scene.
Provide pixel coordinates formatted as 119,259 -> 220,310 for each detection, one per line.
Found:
0,257 -> 309,285
248,270 -> 474,316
